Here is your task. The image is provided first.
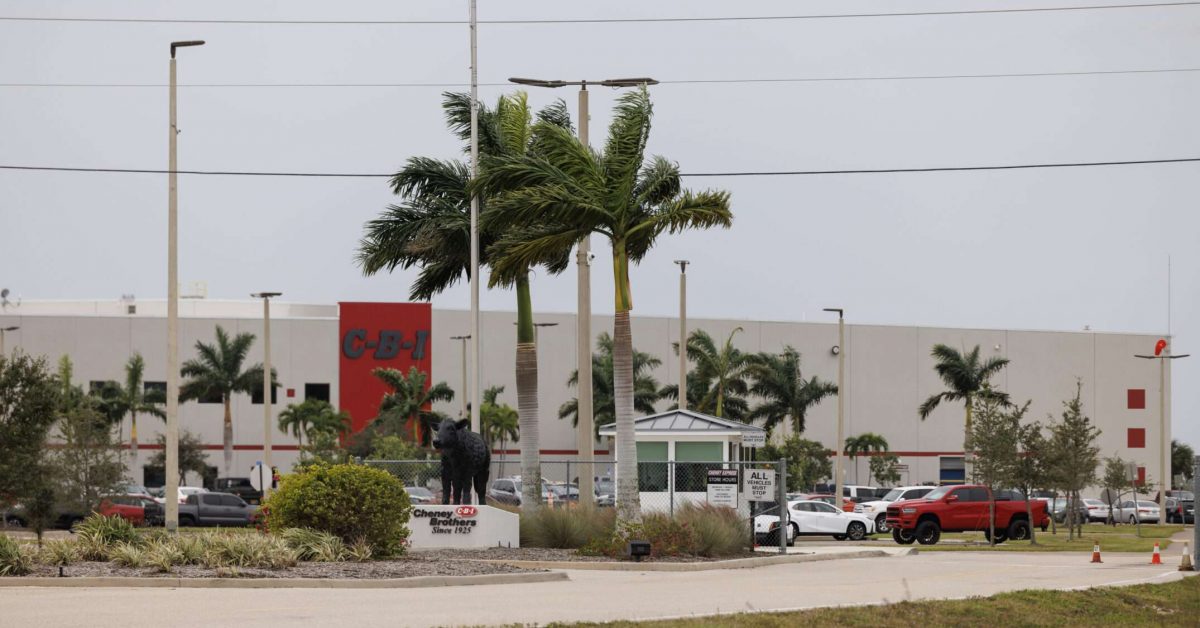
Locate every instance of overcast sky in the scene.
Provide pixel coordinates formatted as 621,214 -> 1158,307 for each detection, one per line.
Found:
1,1 -> 1197,447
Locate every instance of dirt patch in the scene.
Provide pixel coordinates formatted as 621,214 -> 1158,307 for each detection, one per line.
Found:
21,555 -> 536,580
415,547 -> 762,563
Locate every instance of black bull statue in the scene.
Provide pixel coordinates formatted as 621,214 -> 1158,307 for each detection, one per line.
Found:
432,418 -> 491,505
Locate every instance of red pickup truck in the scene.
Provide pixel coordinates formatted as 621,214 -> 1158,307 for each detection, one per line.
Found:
885,485 -> 1049,545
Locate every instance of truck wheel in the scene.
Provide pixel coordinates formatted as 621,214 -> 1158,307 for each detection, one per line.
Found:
984,528 -> 1007,544
788,524 -> 798,547
1007,519 -> 1031,541
892,528 -> 916,545
875,514 -> 889,533
180,515 -> 196,527
915,521 -> 941,545
847,522 -> 867,541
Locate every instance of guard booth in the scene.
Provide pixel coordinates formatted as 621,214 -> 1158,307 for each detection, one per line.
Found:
598,409 -> 767,514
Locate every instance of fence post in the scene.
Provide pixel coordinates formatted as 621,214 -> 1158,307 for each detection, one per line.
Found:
778,458 -> 788,555
668,461 -> 675,519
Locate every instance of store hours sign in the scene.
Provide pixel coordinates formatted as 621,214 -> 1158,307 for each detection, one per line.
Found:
407,505 -> 520,549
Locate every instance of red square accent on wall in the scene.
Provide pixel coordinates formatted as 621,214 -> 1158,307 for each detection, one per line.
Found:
1127,389 -> 1146,409
1127,428 -> 1146,448
1136,466 -> 1146,486
287,388 -> 296,398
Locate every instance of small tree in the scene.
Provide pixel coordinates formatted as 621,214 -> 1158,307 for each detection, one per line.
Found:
1011,419 -> 1048,544
278,399 -> 350,448
761,436 -> 832,492
845,433 -> 889,484
966,389 -> 1027,545
1101,454 -> 1134,527
1045,381 -> 1101,541
151,431 -> 209,485
868,454 -> 902,487
53,403 -> 127,515
481,386 -> 519,476
0,353 -> 59,503
1172,440 -> 1195,488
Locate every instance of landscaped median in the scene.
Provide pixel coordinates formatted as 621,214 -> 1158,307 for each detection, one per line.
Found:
913,524 -> 1186,553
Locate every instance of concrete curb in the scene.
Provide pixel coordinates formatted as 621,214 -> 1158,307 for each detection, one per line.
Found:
0,571 -> 569,589
475,549 -> 906,572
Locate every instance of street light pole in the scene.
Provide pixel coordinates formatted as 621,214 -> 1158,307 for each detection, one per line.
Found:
508,76 -> 657,508
0,326 -> 17,355
1135,342 -> 1189,516
468,0 -> 482,436
252,292 -> 281,500
166,39 -> 204,533
674,261 -> 689,410
451,335 -> 471,418
824,308 -> 845,509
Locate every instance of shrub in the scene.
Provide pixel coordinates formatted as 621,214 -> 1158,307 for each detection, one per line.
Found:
75,533 -> 111,561
580,505 -> 747,559
108,543 -> 145,568
521,507 -> 616,549
676,503 -> 748,557
38,540 -> 79,566
346,537 -> 373,562
143,539 -> 184,573
0,535 -> 33,576
174,535 -> 206,565
263,463 -> 411,556
74,513 -> 139,547
280,528 -> 347,562
200,531 -> 297,569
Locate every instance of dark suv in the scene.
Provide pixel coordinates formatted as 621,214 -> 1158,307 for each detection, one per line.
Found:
215,477 -> 263,505
1165,497 -> 1195,524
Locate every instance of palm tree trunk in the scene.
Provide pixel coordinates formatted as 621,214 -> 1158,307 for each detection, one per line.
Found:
613,309 -> 641,522
130,411 -> 139,481
515,274 -> 541,512
223,396 -> 233,478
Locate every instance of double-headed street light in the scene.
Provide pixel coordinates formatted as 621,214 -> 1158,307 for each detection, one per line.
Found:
824,308 -> 845,509
165,39 -> 205,533
0,326 -> 18,355
1134,341 -> 1189,516
451,335 -> 471,418
508,76 -> 658,507
252,292 -> 282,500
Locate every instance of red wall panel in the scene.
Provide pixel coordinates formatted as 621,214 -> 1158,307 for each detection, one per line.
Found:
338,302 -> 432,434
1127,389 -> 1146,410
1127,428 -> 1146,449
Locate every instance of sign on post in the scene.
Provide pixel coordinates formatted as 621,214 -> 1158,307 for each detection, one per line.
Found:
742,432 -> 766,448
706,469 -> 739,508
743,469 -> 777,502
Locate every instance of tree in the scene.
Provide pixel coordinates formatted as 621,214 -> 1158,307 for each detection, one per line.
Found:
481,386 -> 519,476
278,399 -> 350,448
669,328 -> 753,419
1101,454 -> 1135,527
151,431 -> 209,485
371,366 -> 454,446
1044,381 -> 1101,541
845,433 -> 889,485
918,344 -> 1011,452
52,402 -> 126,515
660,369 -> 750,421
747,347 -> 837,436
179,325 -> 274,476
869,454 -> 902,487
1172,439 -> 1195,487
965,390 -> 1027,545
93,353 -> 164,475
1011,419 -> 1049,543
761,436 -> 833,493
0,353 -> 59,503
358,92 -> 574,514
480,87 -> 732,521
559,333 -> 662,436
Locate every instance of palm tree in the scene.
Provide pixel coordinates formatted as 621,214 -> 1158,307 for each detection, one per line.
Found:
668,328 -> 752,419
372,367 -> 454,446
358,91 -> 572,512
845,433 -> 889,484
479,88 -> 733,520
560,332 -> 662,437
918,344 -> 1011,451
179,326 -> 274,477
480,386 -> 519,476
278,399 -> 350,448
748,346 -> 838,436
99,353 -> 164,473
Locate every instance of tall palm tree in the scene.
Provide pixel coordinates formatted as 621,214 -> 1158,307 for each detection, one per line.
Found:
560,332 -> 662,437
358,91 -> 572,513
479,88 -> 733,520
372,366 -> 454,446
278,399 -> 350,448
179,326 -> 273,477
748,346 -> 838,436
98,353 -> 164,473
918,344 -> 1011,450
668,328 -> 752,419
480,386 -> 519,476
845,433 -> 889,484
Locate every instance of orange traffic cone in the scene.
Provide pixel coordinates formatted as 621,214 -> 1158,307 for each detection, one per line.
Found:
1180,542 -> 1194,572
1091,543 -> 1103,563
1151,542 -> 1162,565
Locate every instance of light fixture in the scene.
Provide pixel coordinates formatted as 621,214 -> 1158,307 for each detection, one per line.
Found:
831,345 -> 840,356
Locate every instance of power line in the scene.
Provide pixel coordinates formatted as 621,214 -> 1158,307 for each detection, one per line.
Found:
3,67 -> 1199,89
0,3 -> 1196,25
1,158 -> 1196,179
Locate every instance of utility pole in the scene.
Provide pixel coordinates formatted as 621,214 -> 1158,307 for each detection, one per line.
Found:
674,261 -> 688,410
468,0 -> 481,435
824,308 -> 845,509
1135,340 -> 1188,516
252,292 -> 281,499
451,335 -> 471,418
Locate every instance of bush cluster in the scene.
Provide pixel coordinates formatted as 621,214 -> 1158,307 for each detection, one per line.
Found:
581,503 -> 748,559
0,535 -> 33,576
262,463 -> 412,556
520,507 -> 616,549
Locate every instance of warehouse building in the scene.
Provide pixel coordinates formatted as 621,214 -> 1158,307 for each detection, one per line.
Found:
0,299 -> 1172,490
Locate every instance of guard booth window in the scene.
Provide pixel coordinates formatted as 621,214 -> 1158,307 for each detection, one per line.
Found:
637,442 -> 668,491
674,442 -> 723,492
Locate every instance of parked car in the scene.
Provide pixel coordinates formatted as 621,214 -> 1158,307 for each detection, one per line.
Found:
755,499 -> 876,545
547,484 -> 580,506
885,484 -> 1050,545
215,477 -> 263,505
486,478 -> 554,507
800,494 -> 858,513
855,485 -> 936,533
1048,498 -> 1091,525
1164,498 -> 1194,524
1113,500 -> 1161,524
404,486 -> 437,504
152,486 -> 207,505
3,504 -> 88,530
176,492 -> 258,527
125,485 -> 152,498
1082,499 -> 1110,523
97,495 -> 147,526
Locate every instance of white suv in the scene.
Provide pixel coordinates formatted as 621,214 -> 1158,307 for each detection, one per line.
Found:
855,486 -> 935,533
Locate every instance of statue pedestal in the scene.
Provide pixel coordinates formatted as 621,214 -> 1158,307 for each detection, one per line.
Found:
407,505 -> 520,549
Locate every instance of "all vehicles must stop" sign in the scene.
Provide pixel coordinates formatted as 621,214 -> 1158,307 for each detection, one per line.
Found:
743,469 -> 776,502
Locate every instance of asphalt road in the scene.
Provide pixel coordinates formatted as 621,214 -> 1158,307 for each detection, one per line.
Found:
1,551 -> 1192,627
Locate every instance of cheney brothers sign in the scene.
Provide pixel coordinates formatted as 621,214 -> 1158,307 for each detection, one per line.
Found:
408,505 -> 520,549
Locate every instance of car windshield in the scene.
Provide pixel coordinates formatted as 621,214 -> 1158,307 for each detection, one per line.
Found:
881,489 -> 905,501
1083,499 -> 1104,506
1137,501 -> 1159,508
1172,491 -> 1195,501
923,486 -> 954,501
